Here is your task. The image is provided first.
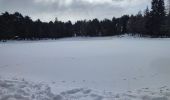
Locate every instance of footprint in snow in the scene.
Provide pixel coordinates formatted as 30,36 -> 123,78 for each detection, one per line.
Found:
61,88 -> 83,95
61,81 -> 66,83
90,94 -> 103,100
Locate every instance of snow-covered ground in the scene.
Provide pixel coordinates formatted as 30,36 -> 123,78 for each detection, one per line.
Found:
0,37 -> 170,100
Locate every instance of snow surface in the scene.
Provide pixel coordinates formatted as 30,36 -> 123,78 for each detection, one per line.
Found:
0,36 -> 170,100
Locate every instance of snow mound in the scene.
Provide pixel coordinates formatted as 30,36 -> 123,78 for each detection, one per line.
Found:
0,78 -> 54,100
0,78 -> 170,100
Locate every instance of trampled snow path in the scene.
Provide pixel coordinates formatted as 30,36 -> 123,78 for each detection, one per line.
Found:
0,78 -> 170,100
1,37 -> 170,100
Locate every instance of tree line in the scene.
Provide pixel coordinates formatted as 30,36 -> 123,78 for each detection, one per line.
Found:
0,0 -> 170,40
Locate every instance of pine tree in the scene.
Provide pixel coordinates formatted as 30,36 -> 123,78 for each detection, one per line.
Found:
165,11 -> 170,35
149,0 -> 166,36
168,0 -> 170,13
144,6 -> 151,35
158,0 -> 166,18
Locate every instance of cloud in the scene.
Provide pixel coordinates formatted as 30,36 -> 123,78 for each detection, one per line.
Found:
0,0 -> 151,22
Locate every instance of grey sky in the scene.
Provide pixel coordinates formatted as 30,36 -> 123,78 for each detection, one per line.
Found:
0,0 -> 151,22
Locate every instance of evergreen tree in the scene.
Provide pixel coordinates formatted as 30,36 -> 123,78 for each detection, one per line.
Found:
164,12 -> 170,36
127,12 -> 145,36
120,15 -> 129,34
149,0 -> 166,36
0,0 -> 169,41
144,6 -> 151,35
168,0 -> 170,13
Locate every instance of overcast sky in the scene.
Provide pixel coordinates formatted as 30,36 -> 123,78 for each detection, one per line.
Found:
0,0 -> 152,22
